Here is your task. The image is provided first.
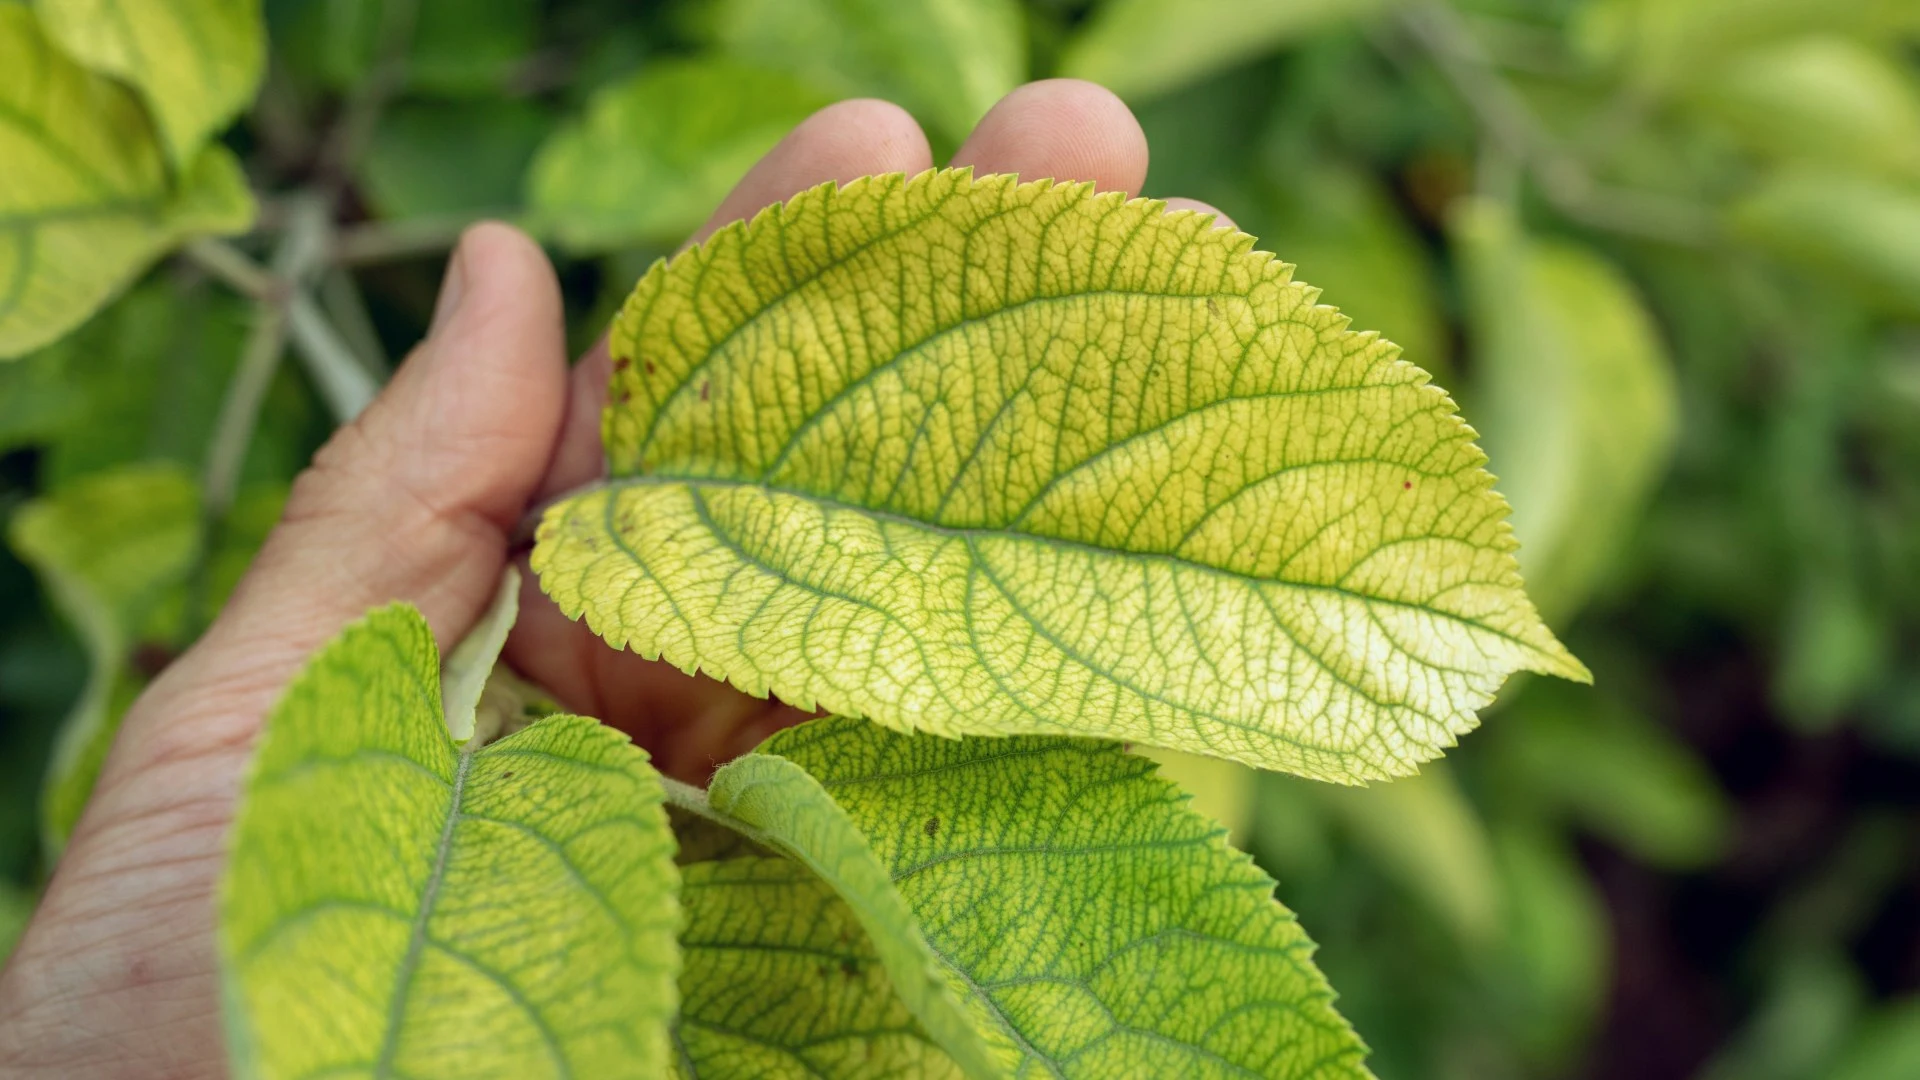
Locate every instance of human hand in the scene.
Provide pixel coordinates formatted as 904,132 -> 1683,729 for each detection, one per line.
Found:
0,80 -> 1232,1077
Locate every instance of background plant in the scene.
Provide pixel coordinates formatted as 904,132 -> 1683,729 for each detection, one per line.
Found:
2,1 -> 1919,1078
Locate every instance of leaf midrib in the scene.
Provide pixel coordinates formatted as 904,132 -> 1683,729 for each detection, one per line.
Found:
371,739 -> 475,1079
595,472 -> 1534,655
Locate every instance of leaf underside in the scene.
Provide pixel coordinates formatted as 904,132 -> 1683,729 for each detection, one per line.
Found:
741,716 -> 1374,1079
534,168 -> 1587,782
220,605 -> 680,1080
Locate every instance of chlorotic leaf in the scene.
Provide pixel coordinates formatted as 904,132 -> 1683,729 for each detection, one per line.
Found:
698,757 -> 1007,1078
1455,200 -> 1678,623
755,715 -> 1373,1078
529,59 -> 830,252
35,0 -> 265,166
1060,0 -> 1392,103
221,605 -> 681,1080
704,0 -> 1023,142
0,6 -> 255,358
673,851 -> 966,1078
9,464 -> 200,854
533,169 -> 1587,781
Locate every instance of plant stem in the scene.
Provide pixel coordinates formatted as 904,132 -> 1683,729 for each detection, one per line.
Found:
332,215 -> 479,265
202,304 -> 291,526
184,238 -> 284,303
1398,0 -> 1717,247
288,293 -> 380,420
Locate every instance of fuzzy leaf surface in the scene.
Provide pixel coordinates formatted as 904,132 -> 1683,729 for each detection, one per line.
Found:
0,7 -> 254,357
673,848 -> 966,1079
751,716 -> 1373,1078
36,0 -> 265,165
221,605 -> 680,1080
534,169 -> 1585,781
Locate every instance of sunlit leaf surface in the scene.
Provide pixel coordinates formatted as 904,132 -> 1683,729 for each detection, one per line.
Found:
535,169 -> 1586,781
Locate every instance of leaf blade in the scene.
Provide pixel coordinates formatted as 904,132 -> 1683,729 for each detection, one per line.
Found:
534,169 -> 1585,781
0,7 -> 254,357
35,0 -> 265,165
221,605 -> 681,1080
702,754 -> 1007,1079
757,716 -> 1374,1078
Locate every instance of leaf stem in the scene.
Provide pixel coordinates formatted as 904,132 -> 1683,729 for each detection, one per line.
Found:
1397,0 -> 1718,247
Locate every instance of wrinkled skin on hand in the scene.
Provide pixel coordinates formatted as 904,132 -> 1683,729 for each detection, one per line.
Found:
0,79 -> 1235,1077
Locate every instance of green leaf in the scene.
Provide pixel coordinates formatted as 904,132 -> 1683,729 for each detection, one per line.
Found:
0,879 -> 31,966
1060,0 -> 1393,103
277,0 -> 538,98
364,100 -> 547,221
533,169 -> 1586,781
1256,162 -> 1450,382
35,0 -> 265,165
1496,680 -> 1731,869
673,850 -> 966,1078
529,59 -> 831,252
1574,0 -> 1920,93
752,715 -> 1373,1078
1690,36 -> 1920,182
0,6 -> 255,358
1455,201 -> 1678,624
696,757 -> 1006,1078
704,0 -> 1024,142
19,281 -> 315,488
1731,168 -> 1920,319
1308,762 -> 1499,945
9,463 -> 200,854
221,604 -> 681,1080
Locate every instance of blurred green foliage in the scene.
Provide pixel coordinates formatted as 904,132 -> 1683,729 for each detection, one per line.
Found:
1,1 -> 1917,1077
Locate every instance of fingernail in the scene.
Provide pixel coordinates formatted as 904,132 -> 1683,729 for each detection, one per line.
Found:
429,237 -> 469,336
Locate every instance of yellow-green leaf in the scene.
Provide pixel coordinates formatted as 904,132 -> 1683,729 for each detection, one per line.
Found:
1455,201 -> 1678,623
529,59 -> 831,252
1690,36 -> 1920,182
9,463 -> 199,854
704,0 -> 1023,142
1731,167 -> 1920,319
221,605 -> 681,1080
35,0 -> 265,166
673,850 -> 966,1078
1060,0 -> 1393,103
533,169 -> 1586,781
754,716 -> 1373,1078
697,756 -> 1007,1078
0,6 -> 254,358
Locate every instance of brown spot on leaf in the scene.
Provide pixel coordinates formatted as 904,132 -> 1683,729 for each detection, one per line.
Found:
840,957 -> 862,979
1404,480 -> 1413,490
924,816 -> 940,837
611,356 -> 630,373
644,359 -> 656,375
699,380 -> 711,401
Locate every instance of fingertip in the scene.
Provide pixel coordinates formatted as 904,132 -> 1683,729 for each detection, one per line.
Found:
691,98 -> 934,245
952,79 -> 1148,196
1160,197 -> 1239,233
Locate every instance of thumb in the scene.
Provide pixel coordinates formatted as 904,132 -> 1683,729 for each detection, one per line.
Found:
113,221 -> 568,794
0,224 -> 571,1076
